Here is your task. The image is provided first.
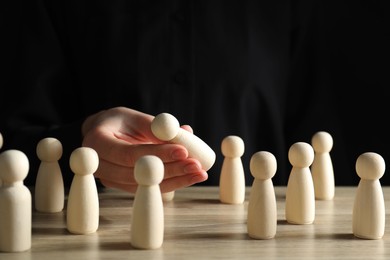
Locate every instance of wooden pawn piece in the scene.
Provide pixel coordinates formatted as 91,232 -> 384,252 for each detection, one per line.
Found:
66,147 -> 99,234
311,131 -> 335,200
131,155 -> 164,249
35,137 -> 65,213
285,142 -> 315,224
219,135 -> 246,204
0,150 -> 31,252
151,113 -> 216,171
247,151 -> 277,239
162,191 -> 175,202
352,152 -> 385,239
0,132 -> 3,150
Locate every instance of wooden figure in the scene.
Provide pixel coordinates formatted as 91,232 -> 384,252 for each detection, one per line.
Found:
311,131 -> 335,200
131,155 -> 164,249
285,142 -> 315,224
353,152 -> 386,239
66,147 -> 100,234
162,191 -> 175,202
247,151 -> 277,239
0,150 -> 31,252
35,137 -> 65,213
151,112 -> 216,171
219,135 -> 246,204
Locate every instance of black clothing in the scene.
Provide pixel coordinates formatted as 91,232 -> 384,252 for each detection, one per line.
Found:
1,1 -> 390,187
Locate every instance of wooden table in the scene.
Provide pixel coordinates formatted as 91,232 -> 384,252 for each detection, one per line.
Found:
1,186 -> 390,259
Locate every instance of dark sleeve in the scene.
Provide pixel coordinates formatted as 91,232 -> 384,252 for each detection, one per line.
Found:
0,0 -> 86,187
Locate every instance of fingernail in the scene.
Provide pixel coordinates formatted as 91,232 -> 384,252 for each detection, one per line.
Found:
184,163 -> 201,173
190,172 -> 208,183
171,149 -> 187,160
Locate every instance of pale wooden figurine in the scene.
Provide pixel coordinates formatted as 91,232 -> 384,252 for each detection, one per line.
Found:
0,150 -> 31,252
35,137 -> 65,213
353,152 -> 386,239
131,155 -> 164,249
151,112 -> 216,171
247,151 -> 277,239
66,147 -> 100,234
0,132 -> 3,150
285,142 -> 315,224
311,131 -> 335,200
219,135 -> 246,204
162,191 -> 175,202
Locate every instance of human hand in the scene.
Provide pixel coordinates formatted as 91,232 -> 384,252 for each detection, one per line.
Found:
81,107 -> 208,193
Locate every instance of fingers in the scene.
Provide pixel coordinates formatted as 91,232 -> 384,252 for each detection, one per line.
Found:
95,157 -> 205,185
82,107 -> 206,194
159,171 -> 208,193
99,171 -> 208,194
181,124 -> 193,133
83,127 -> 189,167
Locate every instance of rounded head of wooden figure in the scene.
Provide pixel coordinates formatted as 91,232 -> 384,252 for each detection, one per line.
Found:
134,155 -> 164,186
221,135 -> 245,158
69,147 -> 99,176
355,152 -> 385,180
36,137 -> 63,162
0,149 -> 29,183
288,142 -> 314,168
0,132 -> 3,149
151,113 -> 180,141
250,151 -> 277,180
311,131 -> 333,153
